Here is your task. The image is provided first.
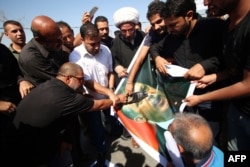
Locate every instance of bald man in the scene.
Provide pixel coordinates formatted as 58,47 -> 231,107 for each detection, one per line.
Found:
13,62 -> 127,167
18,15 -> 68,86
168,112 -> 223,166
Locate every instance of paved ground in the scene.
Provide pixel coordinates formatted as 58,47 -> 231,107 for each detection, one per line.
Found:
81,134 -> 164,167
105,136 -> 163,167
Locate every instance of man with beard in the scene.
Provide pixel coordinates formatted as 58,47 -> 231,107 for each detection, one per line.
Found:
203,0 -> 229,19
125,0 -> 168,95
184,0 -> 250,151
56,21 -> 75,55
18,15 -> 68,86
94,16 -> 114,49
111,7 -> 145,86
111,7 -> 145,148
13,62 -> 126,167
150,0 -> 226,146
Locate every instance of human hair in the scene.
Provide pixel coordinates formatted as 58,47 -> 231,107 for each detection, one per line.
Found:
136,21 -> 141,28
3,20 -> 23,32
146,0 -> 166,20
58,62 -> 82,77
171,112 -> 213,160
94,16 -> 109,25
56,21 -> 74,34
80,22 -> 99,38
163,0 -> 196,18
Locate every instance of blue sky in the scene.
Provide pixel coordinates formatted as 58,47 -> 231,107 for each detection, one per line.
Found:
0,0 -> 207,46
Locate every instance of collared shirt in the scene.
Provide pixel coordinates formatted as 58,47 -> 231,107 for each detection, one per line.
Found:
13,77 -> 94,164
69,44 -> 113,99
9,44 -> 20,60
196,146 -> 224,167
19,38 -> 67,86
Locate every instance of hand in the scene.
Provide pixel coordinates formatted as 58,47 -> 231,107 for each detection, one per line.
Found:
183,95 -> 202,107
19,80 -> 34,98
115,65 -> 128,78
108,94 -> 121,106
125,82 -> 134,96
112,94 -> 128,110
155,56 -> 171,75
81,12 -> 92,24
184,63 -> 205,80
117,94 -> 128,103
118,70 -> 128,78
0,101 -> 16,113
195,74 -> 217,89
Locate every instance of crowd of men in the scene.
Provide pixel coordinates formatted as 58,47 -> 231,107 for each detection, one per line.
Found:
0,0 -> 249,167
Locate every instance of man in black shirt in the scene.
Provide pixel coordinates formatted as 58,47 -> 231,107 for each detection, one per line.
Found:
184,0 -> 250,151
150,0 -> 226,145
19,15 -> 68,86
13,62 -> 126,167
0,43 -> 21,166
94,16 -> 114,49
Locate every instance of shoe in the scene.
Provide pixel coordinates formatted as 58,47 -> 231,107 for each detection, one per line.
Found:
120,134 -> 131,140
131,138 -> 140,148
120,128 -> 131,140
125,92 -> 148,104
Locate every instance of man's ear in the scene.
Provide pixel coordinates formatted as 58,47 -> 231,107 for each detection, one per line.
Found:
177,144 -> 185,153
186,10 -> 194,21
4,32 -> 9,37
81,37 -> 84,42
34,36 -> 43,43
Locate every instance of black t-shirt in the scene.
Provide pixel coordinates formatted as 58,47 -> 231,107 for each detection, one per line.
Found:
13,78 -> 94,163
224,12 -> 250,114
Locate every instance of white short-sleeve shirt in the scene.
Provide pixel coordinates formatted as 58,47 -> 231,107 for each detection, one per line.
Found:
69,44 -> 113,99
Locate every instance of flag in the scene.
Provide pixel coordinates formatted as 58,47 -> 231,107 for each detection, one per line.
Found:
114,49 -> 195,166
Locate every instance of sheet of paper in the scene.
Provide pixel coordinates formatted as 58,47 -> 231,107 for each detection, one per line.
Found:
165,64 -> 189,77
179,82 -> 197,112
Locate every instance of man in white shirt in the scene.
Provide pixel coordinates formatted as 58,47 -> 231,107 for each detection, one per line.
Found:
69,22 -> 114,167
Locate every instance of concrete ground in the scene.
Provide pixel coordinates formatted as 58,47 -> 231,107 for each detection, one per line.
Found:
79,133 -> 164,167
105,136 -> 164,167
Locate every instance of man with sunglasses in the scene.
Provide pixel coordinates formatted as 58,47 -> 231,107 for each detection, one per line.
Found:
12,62 -> 127,167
